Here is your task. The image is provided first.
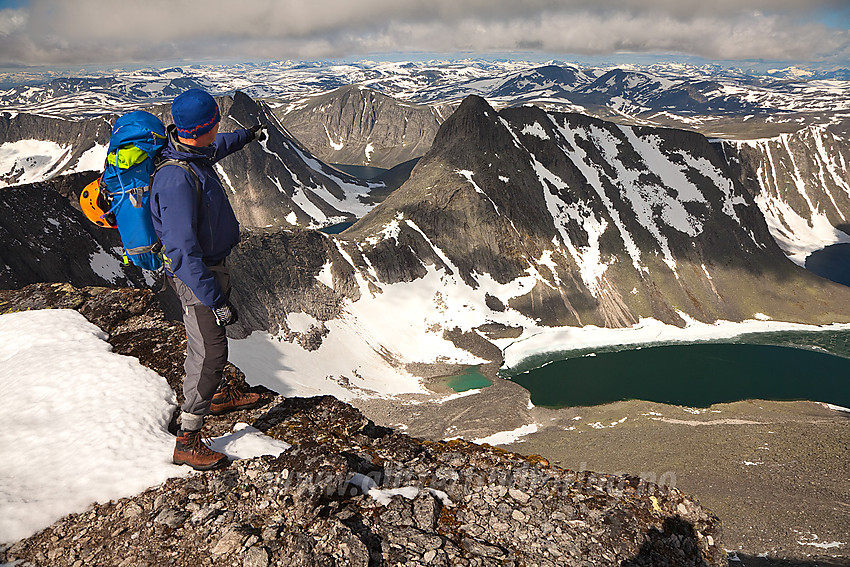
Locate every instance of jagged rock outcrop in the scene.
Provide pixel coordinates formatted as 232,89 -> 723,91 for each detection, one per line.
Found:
227,227 -> 349,340
0,282 -> 724,567
279,85 -> 447,169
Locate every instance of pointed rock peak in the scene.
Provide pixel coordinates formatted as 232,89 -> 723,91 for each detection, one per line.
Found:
453,94 -> 496,117
429,95 -> 507,154
229,89 -> 261,116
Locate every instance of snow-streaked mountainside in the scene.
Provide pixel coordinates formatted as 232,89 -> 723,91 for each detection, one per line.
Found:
200,92 -> 380,230
277,84 -> 450,169
0,112 -> 112,188
330,98 -> 850,339
216,97 -> 850,383
722,127 -> 850,266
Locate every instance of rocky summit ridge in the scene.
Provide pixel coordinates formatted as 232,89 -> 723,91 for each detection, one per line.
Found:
0,283 -> 723,566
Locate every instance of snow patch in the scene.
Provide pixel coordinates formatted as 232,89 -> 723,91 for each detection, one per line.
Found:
209,423 -> 290,460
521,122 -> 549,140
66,143 -> 107,174
317,260 -> 334,288
286,312 -> 319,333
0,310 -> 292,544
215,163 -> 236,194
229,320 -> 427,401
89,245 -> 123,284
323,124 -> 344,151
0,310 -> 184,543
0,139 -> 73,188
472,423 -> 538,445
366,215 -> 403,246
347,473 -> 455,507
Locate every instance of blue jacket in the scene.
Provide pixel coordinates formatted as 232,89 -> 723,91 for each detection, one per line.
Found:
150,125 -> 251,308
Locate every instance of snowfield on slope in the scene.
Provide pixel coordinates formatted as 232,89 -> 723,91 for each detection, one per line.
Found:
0,310 -> 289,544
0,139 -> 72,188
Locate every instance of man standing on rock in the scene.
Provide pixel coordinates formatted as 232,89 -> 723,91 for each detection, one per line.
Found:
151,88 -> 267,470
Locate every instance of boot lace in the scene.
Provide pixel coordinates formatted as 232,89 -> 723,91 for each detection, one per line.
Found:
218,379 -> 249,403
184,429 -> 218,456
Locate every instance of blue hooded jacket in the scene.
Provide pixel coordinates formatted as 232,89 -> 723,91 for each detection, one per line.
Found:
150,125 -> 251,308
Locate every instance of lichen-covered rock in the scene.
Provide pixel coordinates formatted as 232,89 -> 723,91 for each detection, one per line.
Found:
0,283 -> 724,566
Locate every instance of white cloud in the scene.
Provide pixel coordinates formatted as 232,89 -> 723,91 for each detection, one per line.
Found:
0,0 -> 847,65
0,8 -> 27,36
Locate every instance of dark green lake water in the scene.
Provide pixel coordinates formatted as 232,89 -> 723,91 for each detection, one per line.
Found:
319,222 -> 354,234
504,334 -> 850,408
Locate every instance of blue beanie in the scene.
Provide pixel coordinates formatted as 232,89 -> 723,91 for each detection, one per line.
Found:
172,89 -> 220,139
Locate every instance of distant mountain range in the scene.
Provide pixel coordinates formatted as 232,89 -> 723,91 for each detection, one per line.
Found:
3,60 -> 848,139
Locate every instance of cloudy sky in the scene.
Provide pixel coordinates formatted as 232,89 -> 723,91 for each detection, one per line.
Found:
0,0 -> 848,67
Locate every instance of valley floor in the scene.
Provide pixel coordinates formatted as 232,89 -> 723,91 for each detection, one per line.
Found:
351,374 -> 850,566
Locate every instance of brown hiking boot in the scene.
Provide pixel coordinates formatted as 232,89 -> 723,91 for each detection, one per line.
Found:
173,429 -> 229,471
210,380 -> 262,415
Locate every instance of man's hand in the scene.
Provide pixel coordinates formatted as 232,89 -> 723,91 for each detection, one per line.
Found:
212,301 -> 239,326
249,124 -> 268,143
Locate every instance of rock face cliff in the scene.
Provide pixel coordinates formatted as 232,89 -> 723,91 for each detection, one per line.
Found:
0,283 -> 724,567
0,113 -> 112,187
279,85 -> 449,169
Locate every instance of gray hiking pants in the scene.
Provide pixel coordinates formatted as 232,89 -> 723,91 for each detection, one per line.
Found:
168,262 -> 230,417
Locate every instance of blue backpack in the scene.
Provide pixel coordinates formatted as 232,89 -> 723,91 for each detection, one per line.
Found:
81,110 -> 199,271
103,110 -> 168,270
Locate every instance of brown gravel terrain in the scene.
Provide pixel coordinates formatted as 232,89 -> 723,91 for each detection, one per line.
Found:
354,377 -> 850,567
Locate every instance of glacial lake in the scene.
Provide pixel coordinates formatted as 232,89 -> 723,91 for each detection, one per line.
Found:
503,330 -> 850,409
502,246 -> 850,409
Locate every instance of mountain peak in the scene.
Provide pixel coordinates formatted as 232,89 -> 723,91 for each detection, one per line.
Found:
427,95 -> 512,161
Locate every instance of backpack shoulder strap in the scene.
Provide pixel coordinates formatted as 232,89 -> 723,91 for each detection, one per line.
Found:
152,158 -> 202,199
